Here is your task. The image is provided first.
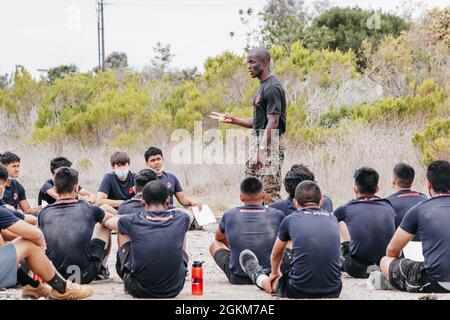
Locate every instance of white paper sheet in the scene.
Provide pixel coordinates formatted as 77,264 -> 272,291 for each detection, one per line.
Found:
403,241 -> 424,262
192,204 -> 217,226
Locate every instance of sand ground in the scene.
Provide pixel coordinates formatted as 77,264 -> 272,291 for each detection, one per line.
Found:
2,224 -> 449,301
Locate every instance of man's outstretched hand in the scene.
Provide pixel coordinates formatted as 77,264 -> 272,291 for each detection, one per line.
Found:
209,112 -> 233,123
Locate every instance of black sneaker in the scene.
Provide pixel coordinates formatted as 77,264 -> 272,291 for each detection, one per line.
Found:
95,266 -> 111,281
239,250 -> 265,285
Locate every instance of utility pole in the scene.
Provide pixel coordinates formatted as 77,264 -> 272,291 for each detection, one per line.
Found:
97,0 -> 105,71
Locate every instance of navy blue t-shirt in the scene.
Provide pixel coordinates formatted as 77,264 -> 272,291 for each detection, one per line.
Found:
219,205 -> 286,279
37,179 -> 83,205
38,199 -> 105,275
334,196 -> 396,264
3,180 -> 26,209
400,194 -> 450,282
387,190 -> 427,241
387,190 -> 427,228
270,195 -> 334,216
0,205 -> 25,221
118,194 -> 143,216
118,209 -> 190,297
158,172 -> 183,205
278,207 -> 342,295
0,207 -> 20,231
118,194 -> 175,216
98,171 -> 136,202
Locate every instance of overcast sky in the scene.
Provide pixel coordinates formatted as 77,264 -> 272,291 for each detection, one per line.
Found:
0,0 -> 448,77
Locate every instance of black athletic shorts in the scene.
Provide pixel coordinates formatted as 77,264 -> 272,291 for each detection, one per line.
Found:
341,242 -> 378,279
116,241 -> 132,280
213,248 -> 293,285
388,258 -> 450,293
119,246 -> 189,298
276,272 -> 342,299
341,253 -> 379,279
61,238 -> 105,284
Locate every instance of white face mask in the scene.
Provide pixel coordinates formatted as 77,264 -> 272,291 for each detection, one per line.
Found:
8,176 -> 15,180
149,166 -> 164,175
115,169 -> 129,181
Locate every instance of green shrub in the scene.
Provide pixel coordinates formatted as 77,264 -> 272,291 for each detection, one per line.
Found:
413,118 -> 450,165
318,81 -> 445,127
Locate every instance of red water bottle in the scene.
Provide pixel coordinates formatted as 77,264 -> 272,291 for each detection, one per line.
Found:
192,261 -> 204,296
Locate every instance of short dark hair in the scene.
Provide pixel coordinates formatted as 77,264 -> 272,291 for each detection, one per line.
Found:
0,152 -> 20,165
354,167 -> 379,195
110,151 -> 130,167
0,164 -> 8,181
50,157 -> 73,174
144,147 -> 163,162
393,162 -> 415,188
240,177 -> 263,196
295,180 -> 322,206
54,167 -> 79,194
135,169 -> 158,193
427,160 -> 450,193
142,180 -> 169,206
248,47 -> 271,63
284,164 -> 315,198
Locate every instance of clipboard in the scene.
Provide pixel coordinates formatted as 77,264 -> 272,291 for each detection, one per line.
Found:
192,204 -> 217,226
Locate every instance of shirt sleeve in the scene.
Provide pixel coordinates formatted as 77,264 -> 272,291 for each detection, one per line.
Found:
118,215 -> 132,235
219,212 -> 227,233
98,174 -> 112,195
322,196 -> 334,212
11,209 -> 25,220
40,181 -> 53,195
264,86 -> 283,116
117,203 -> 125,216
0,207 -> 20,230
400,206 -> 419,235
93,205 -> 106,223
333,204 -> 347,222
173,175 -> 183,193
278,217 -> 291,242
18,183 -> 27,201
38,181 -> 54,205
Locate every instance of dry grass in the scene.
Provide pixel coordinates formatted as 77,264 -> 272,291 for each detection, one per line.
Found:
2,119 -> 428,214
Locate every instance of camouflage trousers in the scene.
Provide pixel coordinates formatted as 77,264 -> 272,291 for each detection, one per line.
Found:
245,134 -> 286,204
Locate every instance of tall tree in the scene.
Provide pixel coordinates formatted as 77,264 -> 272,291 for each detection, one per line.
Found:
303,7 -> 409,70
151,42 -> 174,72
47,64 -> 78,83
105,52 -> 128,70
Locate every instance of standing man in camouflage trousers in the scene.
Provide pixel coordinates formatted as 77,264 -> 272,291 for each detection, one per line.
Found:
210,47 -> 287,203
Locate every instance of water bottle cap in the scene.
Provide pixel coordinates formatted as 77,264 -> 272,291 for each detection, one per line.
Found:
193,261 -> 204,267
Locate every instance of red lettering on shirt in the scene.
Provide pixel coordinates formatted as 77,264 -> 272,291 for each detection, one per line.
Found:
145,214 -> 174,222
240,209 -> 266,213
398,192 -> 422,197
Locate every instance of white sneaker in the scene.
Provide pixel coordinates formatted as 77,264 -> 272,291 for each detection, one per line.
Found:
367,271 -> 394,290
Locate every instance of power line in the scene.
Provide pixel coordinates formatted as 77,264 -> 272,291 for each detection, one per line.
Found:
95,0 -> 263,70
106,2 -> 262,7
